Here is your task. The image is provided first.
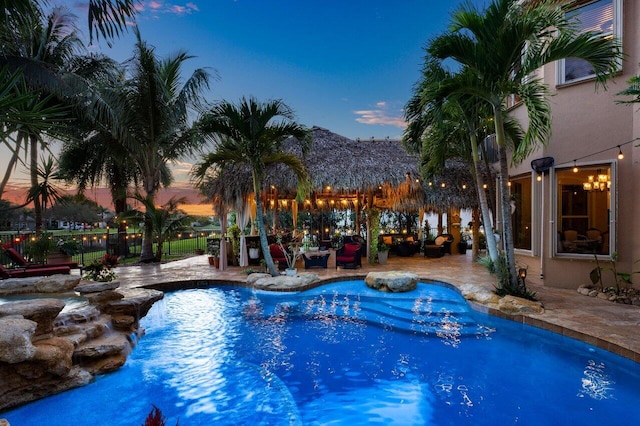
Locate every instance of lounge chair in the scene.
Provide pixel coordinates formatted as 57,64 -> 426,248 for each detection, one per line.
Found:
336,243 -> 362,269
3,247 -> 79,269
0,264 -> 71,279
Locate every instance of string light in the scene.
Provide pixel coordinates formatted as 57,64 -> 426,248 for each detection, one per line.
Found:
559,138 -> 635,167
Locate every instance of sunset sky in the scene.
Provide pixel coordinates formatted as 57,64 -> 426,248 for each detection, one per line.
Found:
2,0 -> 486,214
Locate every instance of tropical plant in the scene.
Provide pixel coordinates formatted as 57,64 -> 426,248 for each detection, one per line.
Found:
276,233 -> 301,271
590,253 -> 640,295
227,224 -> 241,264
192,97 -> 311,277
428,0 -> 621,287
404,58 -> 505,263
207,239 -> 220,258
56,238 -> 82,256
377,241 -> 390,252
57,58 -> 136,258
82,253 -> 118,282
2,0 -> 139,45
116,29 -> 212,262
122,195 -> 191,262
0,5 -> 119,233
24,232 -> 56,263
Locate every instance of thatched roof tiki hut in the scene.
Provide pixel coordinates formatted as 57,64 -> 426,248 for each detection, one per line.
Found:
200,126 -> 480,266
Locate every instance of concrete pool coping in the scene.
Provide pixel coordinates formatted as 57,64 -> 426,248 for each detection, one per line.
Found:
111,252 -> 640,364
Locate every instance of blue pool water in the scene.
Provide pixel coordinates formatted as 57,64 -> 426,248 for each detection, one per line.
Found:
4,280 -> 640,425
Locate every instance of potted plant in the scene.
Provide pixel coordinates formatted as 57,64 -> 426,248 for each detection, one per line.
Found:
82,254 -> 118,282
207,239 -> 220,267
248,240 -> 260,259
458,233 -> 469,255
377,241 -> 390,265
277,234 -> 301,276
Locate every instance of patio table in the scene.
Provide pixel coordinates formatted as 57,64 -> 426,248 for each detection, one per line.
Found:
302,251 -> 330,269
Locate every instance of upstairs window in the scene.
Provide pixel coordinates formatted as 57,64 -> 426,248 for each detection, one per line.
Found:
559,0 -> 621,85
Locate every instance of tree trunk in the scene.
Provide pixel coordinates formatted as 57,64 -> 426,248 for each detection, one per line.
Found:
470,133 -> 499,263
29,134 -> 43,234
111,174 -> 130,257
494,111 -> 518,287
0,133 -> 23,198
140,191 -> 156,262
254,173 -> 279,276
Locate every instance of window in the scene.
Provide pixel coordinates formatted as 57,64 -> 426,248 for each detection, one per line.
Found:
558,0 -> 621,85
555,164 -> 613,256
510,175 -> 532,250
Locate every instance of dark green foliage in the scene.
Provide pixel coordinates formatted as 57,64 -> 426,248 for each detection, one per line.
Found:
478,253 -> 538,301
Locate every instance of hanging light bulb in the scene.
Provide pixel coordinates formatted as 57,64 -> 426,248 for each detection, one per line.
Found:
618,146 -> 624,160
573,160 -> 578,173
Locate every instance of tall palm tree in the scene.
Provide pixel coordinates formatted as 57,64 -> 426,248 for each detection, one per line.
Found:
117,29 -> 211,262
0,5 -> 91,232
193,97 -> 311,277
428,0 -> 621,287
404,59 -> 525,264
57,58 -> 141,257
0,0 -> 137,153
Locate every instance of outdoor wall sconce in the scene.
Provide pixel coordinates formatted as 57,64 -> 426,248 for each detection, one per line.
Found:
518,268 -> 527,288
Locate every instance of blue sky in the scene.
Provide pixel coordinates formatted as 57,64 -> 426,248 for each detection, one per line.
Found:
80,0 -> 486,140
3,0 -> 489,204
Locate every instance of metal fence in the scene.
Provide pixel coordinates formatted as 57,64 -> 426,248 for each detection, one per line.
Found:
0,230 -> 212,268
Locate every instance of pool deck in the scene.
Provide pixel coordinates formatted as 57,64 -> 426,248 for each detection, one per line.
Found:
112,252 -> 640,364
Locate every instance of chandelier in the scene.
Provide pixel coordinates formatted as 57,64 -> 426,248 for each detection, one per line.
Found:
582,171 -> 610,192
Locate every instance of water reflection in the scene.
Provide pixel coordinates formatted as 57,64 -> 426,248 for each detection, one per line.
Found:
578,360 -> 615,400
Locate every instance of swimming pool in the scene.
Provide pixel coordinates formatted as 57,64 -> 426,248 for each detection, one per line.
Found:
4,280 -> 640,425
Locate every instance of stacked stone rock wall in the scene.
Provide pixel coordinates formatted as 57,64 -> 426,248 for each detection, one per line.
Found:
0,276 -> 163,412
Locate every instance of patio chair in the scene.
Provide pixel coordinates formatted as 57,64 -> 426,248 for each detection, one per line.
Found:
424,234 -> 453,258
336,243 -> 362,269
268,244 -> 289,270
3,247 -> 79,269
0,264 -> 71,279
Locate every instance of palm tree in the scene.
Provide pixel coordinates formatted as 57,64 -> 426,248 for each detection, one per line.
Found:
404,59 -> 526,264
1,0 -> 139,45
117,29 -> 212,262
428,0 -> 621,287
57,60 -> 141,257
0,5 -> 85,232
123,194 -> 190,261
193,97 -> 311,277
617,67 -> 640,104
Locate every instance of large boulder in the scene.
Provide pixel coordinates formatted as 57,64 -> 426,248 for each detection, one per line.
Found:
0,318 -> 37,363
458,283 -> 502,307
498,295 -> 545,315
0,275 -> 80,296
103,288 -> 163,319
250,272 -> 320,291
74,281 -> 120,294
0,299 -> 65,337
365,271 -> 419,293
33,337 -> 74,376
73,333 -> 130,361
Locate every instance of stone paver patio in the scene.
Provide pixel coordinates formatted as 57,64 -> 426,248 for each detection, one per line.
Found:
112,251 -> 640,363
